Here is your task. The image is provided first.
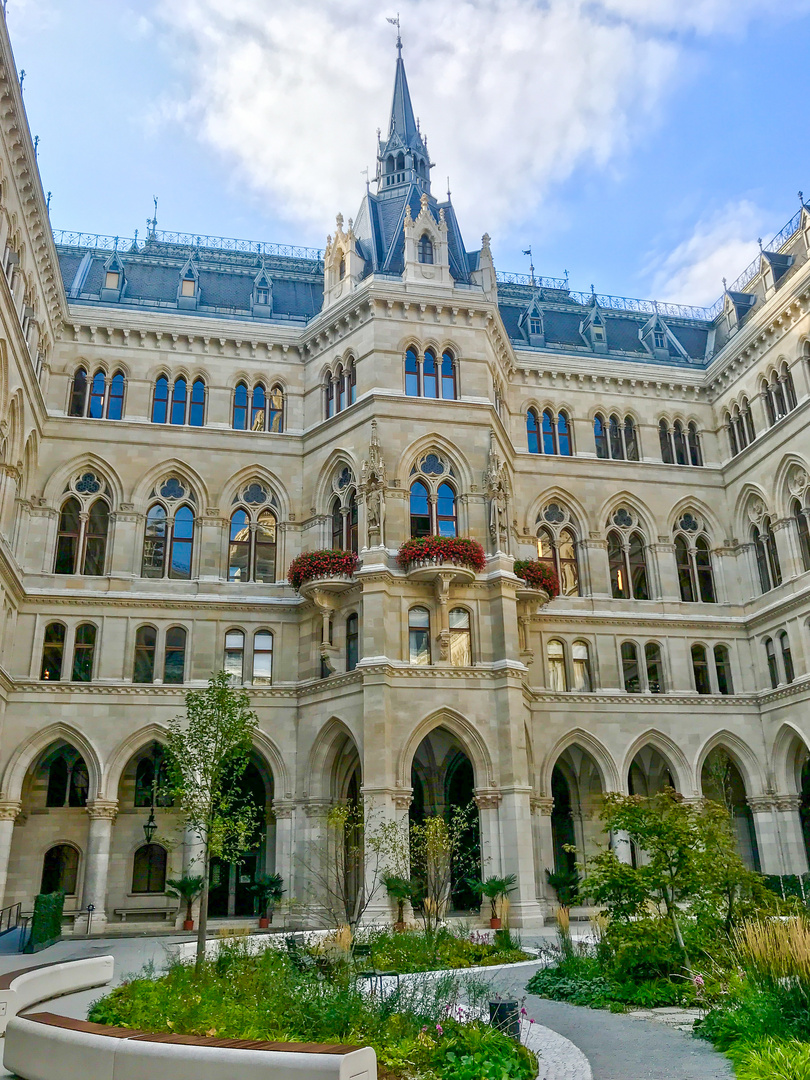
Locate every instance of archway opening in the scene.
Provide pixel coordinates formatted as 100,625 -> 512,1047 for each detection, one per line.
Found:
701,748 -> 760,872
549,745 -> 605,897
799,754 -> 810,868
628,746 -> 676,798
208,756 -> 273,918
409,727 -> 480,912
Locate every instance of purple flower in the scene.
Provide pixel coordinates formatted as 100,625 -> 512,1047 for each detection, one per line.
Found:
529,1019 -> 535,1024
521,1007 -> 527,1015
436,1024 -> 444,1036
693,975 -> 705,989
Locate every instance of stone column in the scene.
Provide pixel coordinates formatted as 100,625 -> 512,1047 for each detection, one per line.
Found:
0,801 -> 21,907
611,829 -> 633,865
83,800 -> 118,933
772,517 -> 803,582
497,786 -> 546,928
581,537 -> 610,598
361,787 -> 402,924
531,797 -> 555,910
650,540 -> 680,601
475,791 -> 502,881
765,795 -> 809,876
747,797 -> 782,874
272,801 -> 295,920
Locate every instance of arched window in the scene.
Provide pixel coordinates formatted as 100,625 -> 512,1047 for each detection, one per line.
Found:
252,630 -> 273,685
537,523 -> 579,596
572,641 -> 591,691
675,535 -> 694,602
752,516 -> 781,593
133,625 -> 157,683
83,498 -> 109,575
691,644 -> 711,694
527,409 -> 540,454
408,607 -> 430,665
41,844 -> 79,895
328,494 -> 357,553
621,642 -> 640,692
251,384 -> 266,431
608,529 -> 648,599
557,412 -> 571,456
170,377 -> 187,425
169,505 -> 194,578
54,497 -> 81,574
88,370 -> 106,419
673,421 -> 688,465
675,531 -> 715,603
695,536 -> 715,602
714,644 -> 733,695
45,754 -> 88,808
409,480 -> 431,538
436,482 -> 457,537
228,509 -> 250,581
423,351 -> 438,398
164,626 -> 186,684
418,234 -> 434,264
346,613 -> 359,672
71,623 -> 96,682
331,497 -> 343,550
778,630 -> 794,683
132,844 -> 167,894
628,532 -> 649,599
405,348 -> 420,396
659,420 -> 674,463
687,422 -> 702,466
609,414 -> 624,459
449,608 -> 471,666
793,499 -> 810,572
68,368 -> 87,417
40,622 -> 65,681
764,636 -> 779,688
142,504 -> 167,578
645,642 -> 664,693
348,361 -> 357,406
224,629 -> 245,682
325,372 -> 335,418
268,385 -> 284,432
189,378 -> 205,426
233,382 -> 248,429
347,492 -> 359,553
107,371 -> 125,420
594,414 -> 608,459
547,639 -> 567,691
441,352 -> 456,399
624,416 -> 639,461
152,375 -> 169,423
336,365 -> 346,413
607,530 -> 626,599
542,409 -> 556,455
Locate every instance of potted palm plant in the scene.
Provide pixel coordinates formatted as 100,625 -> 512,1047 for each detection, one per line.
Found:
166,875 -> 204,932
469,874 -> 517,929
383,873 -> 413,931
250,872 -> 285,928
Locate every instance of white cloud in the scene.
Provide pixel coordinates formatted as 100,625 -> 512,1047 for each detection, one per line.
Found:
645,200 -> 769,306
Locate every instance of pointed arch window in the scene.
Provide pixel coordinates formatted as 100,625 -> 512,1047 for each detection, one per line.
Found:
418,234 -> 434,264
346,613 -> 359,672
268,385 -> 284,431
189,378 -> 205,426
423,351 -> 438,398
169,505 -> 194,578
409,480 -> 431,538
449,608 -> 472,666
84,499 -> 109,575
595,413 -> 638,460
326,372 -> 335,418
764,636 -> 778,688
557,412 -> 571,455
132,844 -> 167,894
68,368 -> 87,417
233,382 -> 248,429
441,352 -> 457,400
672,421 -> 688,465
408,607 -> 431,665
752,516 -> 781,593
133,625 -> 157,683
675,530 -> 715,603
687,422 -> 702,466
170,378 -> 187,425
405,348 -> 420,396
88,370 -> 106,419
336,365 -> 346,413
778,630 -> 794,684
164,626 -> 186,683
107,371 -> 125,419
436,482 -> 457,537
54,496 -> 80,575
542,409 -> 555,455
54,495 -> 109,576
608,528 -> 648,600
251,384 -> 266,431
714,644 -> 733,695
527,408 -> 540,454
71,623 -> 96,682
793,499 -> 810,572
594,414 -> 608,459
329,493 -> 357,553
40,622 -> 65,681
659,419 -> 674,463
537,524 -> 580,596
141,502 -> 195,580
691,644 -> 711,694
152,375 -> 169,424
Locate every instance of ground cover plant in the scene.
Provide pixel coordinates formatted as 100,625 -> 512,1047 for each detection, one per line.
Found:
346,925 -> 532,972
89,942 -> 536,1080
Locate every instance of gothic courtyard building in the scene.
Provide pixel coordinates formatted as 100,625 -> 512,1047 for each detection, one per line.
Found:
0,16 -> 806,933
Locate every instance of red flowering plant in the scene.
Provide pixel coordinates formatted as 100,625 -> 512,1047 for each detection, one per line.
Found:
513,559 -> 560,598
397,536 -> 487,572
287,549 -> 358,591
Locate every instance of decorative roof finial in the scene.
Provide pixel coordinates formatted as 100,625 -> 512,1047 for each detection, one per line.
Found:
800,190 -> 806,208
522,246 -> 535,288
147,195 -> 159,241
722,277 -> 727,291
386,14 -> 402,56
757,237 -> 763,252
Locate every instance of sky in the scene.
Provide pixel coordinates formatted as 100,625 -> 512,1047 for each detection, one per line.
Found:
6,0 -> 810,309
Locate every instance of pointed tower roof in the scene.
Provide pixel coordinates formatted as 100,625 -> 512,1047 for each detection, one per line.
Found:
387,40 -> 421,152
377,37 -> 430,194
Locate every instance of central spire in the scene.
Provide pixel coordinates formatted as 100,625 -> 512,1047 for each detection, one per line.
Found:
377,34 -> 431,195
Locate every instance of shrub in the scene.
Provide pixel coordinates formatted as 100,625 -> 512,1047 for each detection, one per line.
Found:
512,560 -> 559,598
24,891 -> 65,953
287,549 -> 358,590
727,1037 -> 810,1080
397,537 -> 486,573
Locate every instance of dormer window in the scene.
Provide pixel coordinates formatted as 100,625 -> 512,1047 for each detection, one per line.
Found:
418,235 -> 434,264
181,278 -> 196,298
105,271 -> 120,290
653,330 -> 666,350
529,317 -> 542,336
593,326 -> 604,341
257,286 -> 270,305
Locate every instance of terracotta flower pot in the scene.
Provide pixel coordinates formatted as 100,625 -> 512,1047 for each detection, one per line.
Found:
490,917 -> 502,930
183,919 -> 194,931
394,920 -> 406,932
259,916 -> 270,929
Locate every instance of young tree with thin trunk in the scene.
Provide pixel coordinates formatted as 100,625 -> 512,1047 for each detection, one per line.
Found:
163,671 -> 259,970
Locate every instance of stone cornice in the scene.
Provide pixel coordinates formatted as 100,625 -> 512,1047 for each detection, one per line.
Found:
525,689 -> 759,706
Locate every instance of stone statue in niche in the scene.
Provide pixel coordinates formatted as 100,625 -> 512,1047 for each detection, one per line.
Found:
361,419 -> 387,547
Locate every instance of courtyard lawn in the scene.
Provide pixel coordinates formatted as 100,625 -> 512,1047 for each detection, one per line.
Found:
334,925 -> 533,972
88,940 -> 537,1080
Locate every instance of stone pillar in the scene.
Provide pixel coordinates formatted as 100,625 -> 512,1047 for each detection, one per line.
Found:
772,517 -> 804,582
361,787 -> 402,924
611,829 -> 633,865
475,791 -> 502,881
531,797 -> 555,909
0,801 -> 21,907
582,537 -> 610,598
83,801 -> 118,933
497,786 -> 545,928
109,508 -> 141,576
747,797 -> 783,874
650,540 -> 680,601
272,802 -> 295,899
759,795 -> 810,876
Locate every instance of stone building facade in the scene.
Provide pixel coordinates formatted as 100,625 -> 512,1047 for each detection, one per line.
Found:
0,17 -> 806,931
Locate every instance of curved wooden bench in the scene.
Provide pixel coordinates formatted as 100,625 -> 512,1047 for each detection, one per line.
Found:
4,1011 -> 376,1080
0,956 -> 114,1035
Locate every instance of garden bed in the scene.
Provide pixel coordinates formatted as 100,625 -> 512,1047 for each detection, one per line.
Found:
89,940 -> 537,1080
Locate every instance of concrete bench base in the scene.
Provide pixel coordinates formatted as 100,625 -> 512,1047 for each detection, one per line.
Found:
0,956 -> 114,1035
112,908 -> 177,923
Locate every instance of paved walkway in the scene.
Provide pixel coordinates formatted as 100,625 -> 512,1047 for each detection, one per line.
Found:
0,937 -> 734,1080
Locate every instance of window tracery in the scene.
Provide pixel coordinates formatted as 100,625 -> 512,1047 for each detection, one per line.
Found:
229,481 -> 278,582
673,511 -> 716,602
535,502 -> 579,595
54,471 -> 111,576
606,507 -> 649,599
329,466 -> 358,553
141,476 -> 197,580
409,452 -> 457,538
594,413 -> 638,460
404,347 -> 457,400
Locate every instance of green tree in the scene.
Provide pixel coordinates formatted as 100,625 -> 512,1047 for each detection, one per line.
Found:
409,804 -> 479,932
163,671 -> 259,970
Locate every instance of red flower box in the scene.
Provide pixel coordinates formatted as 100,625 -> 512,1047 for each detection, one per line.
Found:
513,559 -> 559,598
287,549 -> 358,591
397,536 -> 486,573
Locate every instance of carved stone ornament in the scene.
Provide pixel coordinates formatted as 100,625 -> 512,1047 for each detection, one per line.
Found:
474,792 -> 502,811
484,431 -> 509,551
788,466 -> 809,498
87,800 -> 119,822
747,498 -> 766,524
361,420 -> 387,544
531,797 -> 554,816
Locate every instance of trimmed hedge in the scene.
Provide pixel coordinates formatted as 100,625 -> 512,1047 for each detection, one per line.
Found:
24,891 -> 65,953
